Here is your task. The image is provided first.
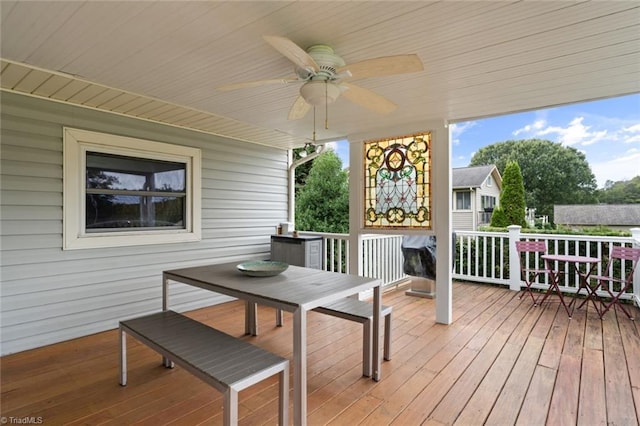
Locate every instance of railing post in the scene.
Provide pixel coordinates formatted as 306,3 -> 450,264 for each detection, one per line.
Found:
631,228 -> 640,307
508,225 -> 522,291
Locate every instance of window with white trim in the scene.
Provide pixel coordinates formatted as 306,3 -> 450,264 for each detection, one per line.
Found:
481,195 -> 496,211
455,191 -> 471,210
63,128 -> 201,250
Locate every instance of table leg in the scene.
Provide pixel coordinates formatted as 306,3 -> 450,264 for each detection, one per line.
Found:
538,260 -> 558,307
119,327 -> 127,386
162,273 -> 169,311
244,301 -> 257,336
572,264 -> 602,318
293,308 -> 307,425
162,274 -> 173,367
372,284 -> 381,381
540,261 -> 572,318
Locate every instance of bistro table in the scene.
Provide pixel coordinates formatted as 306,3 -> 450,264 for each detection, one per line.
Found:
162,261 -> 382,426
541,254 -> 601,318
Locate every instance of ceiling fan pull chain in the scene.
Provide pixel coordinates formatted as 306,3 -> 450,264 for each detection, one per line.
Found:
325,80 -> 329,130
312,105 -> 317,141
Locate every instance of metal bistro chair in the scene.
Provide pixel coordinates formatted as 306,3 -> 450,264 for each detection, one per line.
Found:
515,240 -> 548,305
588,245 -> 640,320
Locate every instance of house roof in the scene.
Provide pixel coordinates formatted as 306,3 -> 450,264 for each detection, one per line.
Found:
1,2 -> 638,150
452,165 -> 500,189
554,204 -> 640,227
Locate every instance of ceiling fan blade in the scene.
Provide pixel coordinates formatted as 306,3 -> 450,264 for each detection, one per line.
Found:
288,95 -> 311,120
340,82 -> 397,115
263,35 -> 320,73
338,54 -> 423,79
217,78 -> 299,91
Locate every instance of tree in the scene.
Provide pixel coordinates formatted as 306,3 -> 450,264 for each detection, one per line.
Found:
470,139 -> 597,222
490,161 -> 526,227
597,176 -> 640,204
295,150 -> 349,233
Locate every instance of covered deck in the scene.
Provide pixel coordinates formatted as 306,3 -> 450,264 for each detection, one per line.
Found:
2,281 -> 638,425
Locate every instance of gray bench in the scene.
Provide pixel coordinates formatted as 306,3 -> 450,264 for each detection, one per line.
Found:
119,310 -> 289,426
256,299 -> 392,377
313,299 -> 392,377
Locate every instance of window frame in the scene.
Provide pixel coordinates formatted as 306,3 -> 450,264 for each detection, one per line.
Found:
481,195 -> 496,210
63,127 -> 201,250
455,191 -> 472,211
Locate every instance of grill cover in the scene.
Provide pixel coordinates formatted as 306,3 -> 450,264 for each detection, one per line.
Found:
401,233 -> 456,279
401,235 -> 437,279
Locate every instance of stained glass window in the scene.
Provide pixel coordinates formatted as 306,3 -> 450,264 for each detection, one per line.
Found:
364,132 -> 432,229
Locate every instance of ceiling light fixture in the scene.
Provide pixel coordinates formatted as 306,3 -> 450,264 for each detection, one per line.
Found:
300,80 -> 341,106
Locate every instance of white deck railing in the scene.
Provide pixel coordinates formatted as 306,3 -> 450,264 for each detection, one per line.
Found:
301,228 -> 640,307
455,226 -> 640,304
298,232 -> 408,287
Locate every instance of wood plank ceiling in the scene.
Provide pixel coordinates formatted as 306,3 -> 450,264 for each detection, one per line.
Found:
1,1 -> 638,150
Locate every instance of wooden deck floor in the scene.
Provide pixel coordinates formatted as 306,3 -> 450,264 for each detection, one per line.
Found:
2,281 -> 639,425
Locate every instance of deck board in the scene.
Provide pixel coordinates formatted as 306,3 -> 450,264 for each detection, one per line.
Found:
485,301 -> 559,425
2,281 -> 638,425
602,310 -> 637,426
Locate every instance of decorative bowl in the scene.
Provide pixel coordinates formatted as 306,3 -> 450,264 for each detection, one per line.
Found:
237,260 -> 289,277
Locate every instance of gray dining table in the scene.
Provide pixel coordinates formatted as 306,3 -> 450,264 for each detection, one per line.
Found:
162,261 -> 382,425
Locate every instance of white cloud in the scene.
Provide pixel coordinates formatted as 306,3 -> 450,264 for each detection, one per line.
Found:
513,116 -> 610,146
538,117 -> 608,146
450,121 -> 476,136
590,148 -> 640,187
450,121 -> 477,146
623,123 -> 640,133
622,123 -> 640,143
624,135 -> 640,144
513,119 -> 546,136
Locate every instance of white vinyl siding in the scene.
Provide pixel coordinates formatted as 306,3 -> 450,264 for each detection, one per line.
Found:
0,92 -> 289,355
452,211 -> 474,231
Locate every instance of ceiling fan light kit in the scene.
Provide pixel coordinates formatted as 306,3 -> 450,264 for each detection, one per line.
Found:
300,80 -> 341,106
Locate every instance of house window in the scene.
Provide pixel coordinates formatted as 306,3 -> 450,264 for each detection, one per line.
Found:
481,195 -> 496,211
456,191 -> 471,210
486,175 -> 493,187
85,152 -> 186,231
64,128 -> 201,250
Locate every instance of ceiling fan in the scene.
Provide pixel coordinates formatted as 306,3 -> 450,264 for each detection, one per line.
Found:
218,36 -> 424,122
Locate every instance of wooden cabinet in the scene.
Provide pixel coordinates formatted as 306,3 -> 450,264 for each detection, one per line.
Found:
270,235 -> 323,270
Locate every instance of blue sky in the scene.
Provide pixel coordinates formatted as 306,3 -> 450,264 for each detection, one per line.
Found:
328,93 -> 639,188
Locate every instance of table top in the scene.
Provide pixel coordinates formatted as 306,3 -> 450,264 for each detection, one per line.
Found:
542,254 -> 600,263
164,261 -> 381,311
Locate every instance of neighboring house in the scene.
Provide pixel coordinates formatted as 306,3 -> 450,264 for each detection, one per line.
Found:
452,165 -> 502,231
554,204 -> 640,231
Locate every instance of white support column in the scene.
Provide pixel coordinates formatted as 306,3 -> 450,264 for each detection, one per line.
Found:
348,139 -> 363,276
508,225 -> 522,291
432,124 -> 452,324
